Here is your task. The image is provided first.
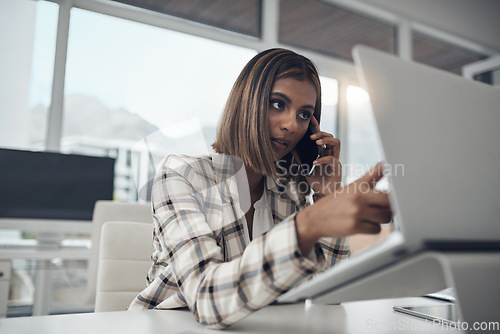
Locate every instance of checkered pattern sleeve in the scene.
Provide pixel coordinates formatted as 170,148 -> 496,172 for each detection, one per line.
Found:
136,155 -> 326,329
305,195 -> 351,267
319,236 -> 351,268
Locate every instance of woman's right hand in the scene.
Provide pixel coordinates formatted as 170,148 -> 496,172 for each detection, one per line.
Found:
295,163 -> 393,255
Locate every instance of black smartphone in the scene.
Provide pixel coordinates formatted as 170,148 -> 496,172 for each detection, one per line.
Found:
295,123 -> 323,176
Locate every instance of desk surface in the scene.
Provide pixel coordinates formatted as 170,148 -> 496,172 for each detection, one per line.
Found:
0,247 -> 90,260
0,240 -> 91,317
0,239 -> 90,260
0,297 -> 461,334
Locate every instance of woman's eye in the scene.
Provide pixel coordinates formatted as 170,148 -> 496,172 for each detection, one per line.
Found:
298,111 -> 312,120
271,100 -> 285,110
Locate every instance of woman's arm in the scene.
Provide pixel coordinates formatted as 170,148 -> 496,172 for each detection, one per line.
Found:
295,163 -> 392,255
151,155 -> 325,329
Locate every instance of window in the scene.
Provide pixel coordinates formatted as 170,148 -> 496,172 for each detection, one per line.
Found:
0,0 -> 58,151
29,2 -> 59,149
62,8 -> 257,201
345,85 -> 386,188
319,76 -> 338,136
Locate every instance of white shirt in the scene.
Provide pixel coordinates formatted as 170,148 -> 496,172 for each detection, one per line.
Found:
243,185 -> 316,261
252,186 -> 274,239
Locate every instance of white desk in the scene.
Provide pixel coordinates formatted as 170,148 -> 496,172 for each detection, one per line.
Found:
0,297 -> 463,334
0,245 -> 90,317
0,245 -> 90,261
0,219 -> 92,317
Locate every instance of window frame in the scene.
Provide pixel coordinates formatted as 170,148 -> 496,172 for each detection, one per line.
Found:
40,0 -> 499,162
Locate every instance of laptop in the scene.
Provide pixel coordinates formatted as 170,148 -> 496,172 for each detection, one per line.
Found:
278,45 -> 500,304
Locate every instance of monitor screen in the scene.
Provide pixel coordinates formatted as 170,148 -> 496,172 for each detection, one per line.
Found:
0,148 -> 115,221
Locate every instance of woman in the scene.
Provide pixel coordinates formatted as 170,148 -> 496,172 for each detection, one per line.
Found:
128,48 -> 392,329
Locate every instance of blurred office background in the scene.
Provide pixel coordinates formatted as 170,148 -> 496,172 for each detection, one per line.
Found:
1,0 -> 499,317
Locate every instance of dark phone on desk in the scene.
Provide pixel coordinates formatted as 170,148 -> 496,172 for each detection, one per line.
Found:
295,124 -> 323,176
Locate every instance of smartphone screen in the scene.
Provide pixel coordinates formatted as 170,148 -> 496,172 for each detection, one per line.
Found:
295,124 -> 323,176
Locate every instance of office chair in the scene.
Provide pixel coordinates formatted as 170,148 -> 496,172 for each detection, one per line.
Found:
52,200 -> 151,310
94,221 -> 153,312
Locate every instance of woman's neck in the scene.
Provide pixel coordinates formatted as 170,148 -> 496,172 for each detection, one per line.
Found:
245,165 -> 264,197
243,165 -> 265,240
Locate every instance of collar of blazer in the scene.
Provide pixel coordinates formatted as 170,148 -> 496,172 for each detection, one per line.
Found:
211,153 -> 300,211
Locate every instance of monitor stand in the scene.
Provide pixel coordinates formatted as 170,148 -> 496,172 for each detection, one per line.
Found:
438,251 -> 500,334
36,231 -> 64,245
312,251 -> 500,334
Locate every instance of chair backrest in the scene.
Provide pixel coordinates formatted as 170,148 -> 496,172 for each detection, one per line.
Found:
85,200 -> 151,307
95,221 -> 153,312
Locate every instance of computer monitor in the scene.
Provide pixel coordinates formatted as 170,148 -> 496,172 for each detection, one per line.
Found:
0,148 -> 115,235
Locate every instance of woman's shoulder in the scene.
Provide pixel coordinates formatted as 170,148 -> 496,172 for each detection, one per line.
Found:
158,153 -> 214,176
162,153 -> 213,166
152,154 -> 217,193
162,153 -> 243,172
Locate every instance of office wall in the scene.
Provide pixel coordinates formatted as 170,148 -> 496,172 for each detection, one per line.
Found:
0,0 -> 36,149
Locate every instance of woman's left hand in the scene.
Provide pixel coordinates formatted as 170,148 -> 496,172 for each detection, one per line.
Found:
302,116 -> 342,196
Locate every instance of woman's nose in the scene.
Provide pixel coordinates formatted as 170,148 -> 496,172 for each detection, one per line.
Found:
280,112 -> 297,133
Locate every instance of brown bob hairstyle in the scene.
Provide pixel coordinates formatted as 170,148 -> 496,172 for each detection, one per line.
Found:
212,48 -> 322,178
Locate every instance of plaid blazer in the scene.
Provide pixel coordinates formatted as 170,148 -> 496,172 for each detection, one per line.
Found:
128,154 -> 349,329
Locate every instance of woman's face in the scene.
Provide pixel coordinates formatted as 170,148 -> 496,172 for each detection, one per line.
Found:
268,77 -> 317,161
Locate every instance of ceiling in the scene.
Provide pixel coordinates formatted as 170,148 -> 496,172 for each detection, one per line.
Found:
112,0 -> 261,36
357,0 -> 500,51
279,0 -> 396,60
111,0 -> 492,75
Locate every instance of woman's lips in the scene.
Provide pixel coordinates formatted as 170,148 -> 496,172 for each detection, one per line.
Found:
271,138 -> 289,150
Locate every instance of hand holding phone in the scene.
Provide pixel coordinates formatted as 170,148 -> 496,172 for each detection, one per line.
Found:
295,123 -> 323,176
294,116 -> 342,195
